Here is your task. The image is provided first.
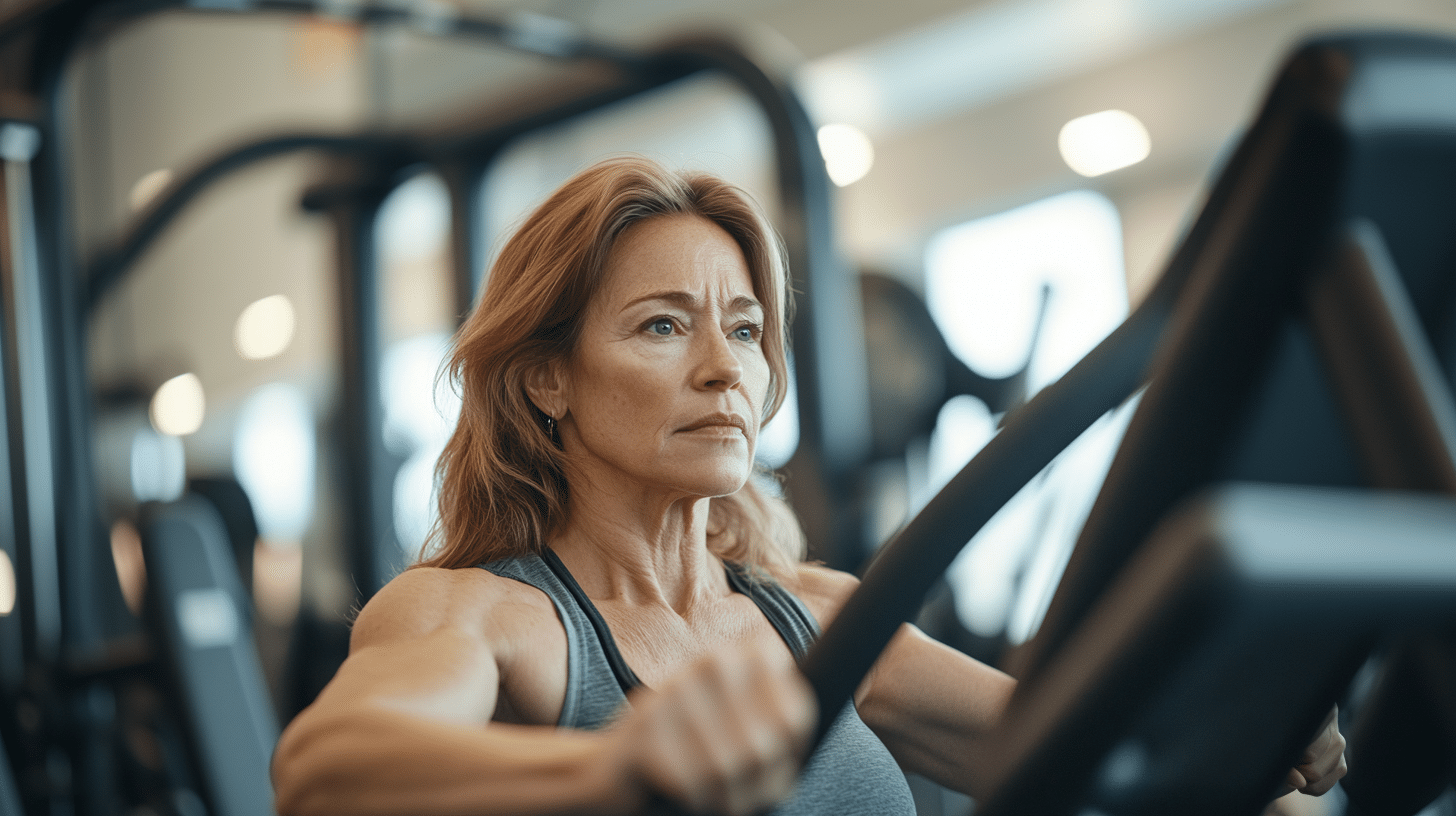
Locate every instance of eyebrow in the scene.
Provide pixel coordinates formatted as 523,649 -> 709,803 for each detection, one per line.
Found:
622,291 -> 763,314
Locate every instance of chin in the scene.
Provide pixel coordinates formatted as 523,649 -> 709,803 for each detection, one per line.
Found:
675,462 -> 753,499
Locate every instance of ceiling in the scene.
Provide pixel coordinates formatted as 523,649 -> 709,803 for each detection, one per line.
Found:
68,0 -> 1456,469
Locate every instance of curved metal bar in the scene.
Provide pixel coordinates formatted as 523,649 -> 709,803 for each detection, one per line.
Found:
800,290 -> 1169,745
3,0 -> 643,62
642,36 -> 874,569
75,2 -> 665,312
246,0 -> 642,64
83,133 -> 404,310
797,191 -> 1237,739
796,24 -> 1337,745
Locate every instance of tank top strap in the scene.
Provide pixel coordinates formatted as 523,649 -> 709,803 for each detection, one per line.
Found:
538,548 -> 644,692
723,563 -> 821,660
477,554 -> 630,730
480,553 -> 917,814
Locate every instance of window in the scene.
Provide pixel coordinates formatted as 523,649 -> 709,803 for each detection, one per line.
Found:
924,190 -> 1132,641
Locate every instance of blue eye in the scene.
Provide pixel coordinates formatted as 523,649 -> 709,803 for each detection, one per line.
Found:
732,324 -> 760,342
649,319 -> 674,336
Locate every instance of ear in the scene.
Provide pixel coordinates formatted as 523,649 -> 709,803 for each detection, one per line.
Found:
524,359 -> 569,421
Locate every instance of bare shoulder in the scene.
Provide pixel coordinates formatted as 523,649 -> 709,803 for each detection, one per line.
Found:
350,565 -> 556,652
783,562 -> 861,630
310,564 -> 569,727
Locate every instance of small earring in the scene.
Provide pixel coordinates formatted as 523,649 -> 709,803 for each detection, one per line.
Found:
544,415 -> 556,441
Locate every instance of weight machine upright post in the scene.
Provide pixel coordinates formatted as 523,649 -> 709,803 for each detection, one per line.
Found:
0,163 -> 26,702
0,11 -> 137,811
1304,221 -> 1456,816
30,11 -> 128,663
318,168 -> 404,604
44,16 -> 146,814
651,40 -> 874,572
442,161 -> 488,322
762,79 -> 869,572
1304,220 -> 1456,493
0,122 -> 61,675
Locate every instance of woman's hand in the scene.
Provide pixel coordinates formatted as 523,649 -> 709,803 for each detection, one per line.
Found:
1277,705 -> 1348,798
608,641 -> 817,816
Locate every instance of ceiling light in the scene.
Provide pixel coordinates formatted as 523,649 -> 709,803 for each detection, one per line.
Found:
235,294 -> 296,361
129,168 -> 174,212
150,373 -> 206,437
798,0 -> 1286,135
817,123 -> 875,187
1058,110 -> 1151,177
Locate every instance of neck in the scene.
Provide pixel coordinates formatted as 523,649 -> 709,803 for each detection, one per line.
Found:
549,474 -> 726,613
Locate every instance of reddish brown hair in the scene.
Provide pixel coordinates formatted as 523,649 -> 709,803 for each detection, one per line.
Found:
421,157 -> 803,577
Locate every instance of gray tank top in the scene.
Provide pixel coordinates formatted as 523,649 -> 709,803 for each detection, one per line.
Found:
480,551 -> 916,816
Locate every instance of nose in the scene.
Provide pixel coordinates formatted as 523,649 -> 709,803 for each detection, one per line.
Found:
695,329 -> 743,392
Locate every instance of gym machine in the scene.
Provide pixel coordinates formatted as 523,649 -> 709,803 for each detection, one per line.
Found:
805,32 -> 1456,815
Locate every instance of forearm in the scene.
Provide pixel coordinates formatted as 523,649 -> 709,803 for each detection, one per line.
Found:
273,707 -> 637,816
858,626 -> 1016,797
867,704 -> 999,796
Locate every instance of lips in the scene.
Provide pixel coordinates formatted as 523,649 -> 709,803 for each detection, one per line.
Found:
679,413 -> 748,434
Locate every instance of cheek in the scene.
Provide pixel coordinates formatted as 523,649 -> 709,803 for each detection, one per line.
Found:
574,357 -> 676,431
744,355 -> 773,417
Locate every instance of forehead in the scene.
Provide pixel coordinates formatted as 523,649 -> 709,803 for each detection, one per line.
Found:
598,214 -> 756,304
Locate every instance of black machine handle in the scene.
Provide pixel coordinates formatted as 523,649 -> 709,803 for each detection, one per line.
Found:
799,286 -> 1166,746
792,23 -> 1336,743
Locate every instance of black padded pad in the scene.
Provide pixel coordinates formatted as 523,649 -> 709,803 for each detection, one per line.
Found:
979,485 -> 1456,816
141,494 -> 276,816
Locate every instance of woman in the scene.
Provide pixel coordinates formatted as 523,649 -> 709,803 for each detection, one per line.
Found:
271,157 -> 1344,816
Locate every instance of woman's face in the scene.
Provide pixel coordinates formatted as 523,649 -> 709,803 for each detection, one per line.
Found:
554,214 -> 770,501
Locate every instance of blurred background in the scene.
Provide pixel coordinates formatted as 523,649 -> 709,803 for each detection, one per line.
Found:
78,0 -> 1456,681
22,0 -> 1456,813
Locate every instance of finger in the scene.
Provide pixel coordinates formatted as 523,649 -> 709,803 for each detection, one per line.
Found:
647,667 -> 750,816
731,651 -> 810,812
634,645 -> 814,816
1269,788 -> 1302,813
1301,753 -> 1346,797
700,649 -> 804,816
1298,718 -> 1347,796
709,695 -> 776,814
757,662 -> 813,783
752,653 -> 815,757
667,705 -> 722,815
1300,706 -> 1340,764
762,741 -> 799,802
637,703 -> 714,815
683,660 -> 748,815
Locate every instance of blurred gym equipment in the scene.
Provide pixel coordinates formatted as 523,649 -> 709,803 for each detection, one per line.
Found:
3,2 -> 868,811
860,272 -> 1044,459
806,32 -> 1456,815
3,0 -> 1456,810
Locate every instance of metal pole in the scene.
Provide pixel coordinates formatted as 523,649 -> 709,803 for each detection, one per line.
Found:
308,168 -> 404,603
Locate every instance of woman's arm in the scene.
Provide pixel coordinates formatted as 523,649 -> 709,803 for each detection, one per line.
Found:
272,567 -> 816,816
855,624 -> 1015,796
271,568 -> 626,816
788,565 -> 1013,796
796,565 -> 1345,801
